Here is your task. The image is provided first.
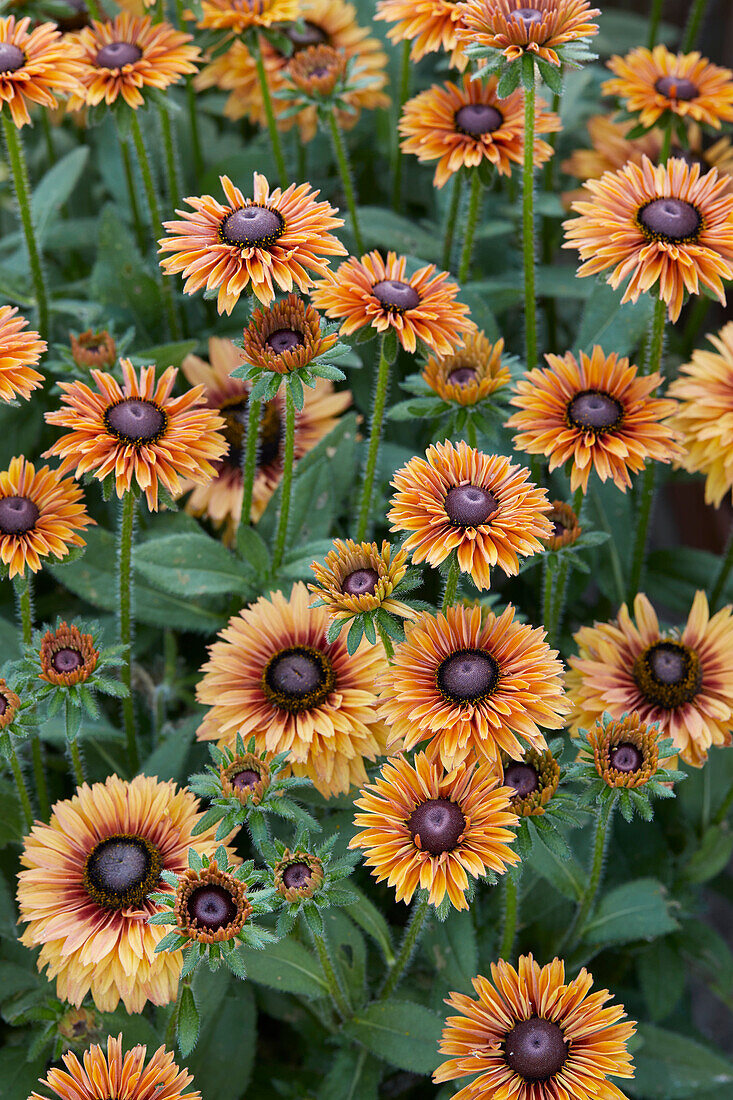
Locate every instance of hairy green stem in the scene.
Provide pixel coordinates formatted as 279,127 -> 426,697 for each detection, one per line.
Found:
548,487 -> 583,644
1,732 -> 34,831
172,0 -> 203,181
356,334 -> 392,542
378,895 -> 429,1001
376,622 -> 395,659
313,931 -> 351,1019
713,775 -> 733,826
328,112 -> 364,255
709,521 -> 733,612
254,36 -> 288,188
681,0 -> 709,51
121,139 -> 147,253
647,0 -> 664,47
15,574 -> 49,819
522,64 -> 538,373
458,172 -> 482,283
560,799 -> 615,954
442,172 -> 463,271
2,115 -> 49,339
239,396 -> 262,534
441,555 -> 460,616
272,384 -> 295,571
118,492 -> 139,773
627,463 -> 656,604
499,871 -> 520,960
85,0 -> 101,18
392,40 -> 411,211
65,697 -> 85,786
542,557 -> 556,633
158,103 -> 182,209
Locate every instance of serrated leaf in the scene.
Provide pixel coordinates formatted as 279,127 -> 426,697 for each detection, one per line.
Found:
176,985 -> 200,1057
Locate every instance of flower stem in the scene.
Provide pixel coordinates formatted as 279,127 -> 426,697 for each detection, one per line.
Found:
254,35 -> 288,189
647,0 -> 664,47
128,112 -> 182,340
14,574 -> 49,820
118,492 -> 139,773
376,621 -> 395,659
378,894 -> 429,1001
64,697 -> 85,786
1,732 -> 33,831
239,396 -> 262,534
713,774 -> 733,826
681,0 -> 709,50
158,102 -> 182,210
442,172 -> 463,271
272,383 -> 295,571
85,0 -> 100,18
356,333 -> 392,542
458,172 -> 482,283
560,798 -> 615,954
441,555 -> 460,616
172,0 -> 203,182
392,40 -> 411,211
542,557 -> 556,633
498,871 -> 520,960
548,486 -> 583,645
709,521 -> 733,612
2,115 -> 49,339
313,931 -> 351,1019
328,112 -> 364,255
522,63 -> 538,373
121,139 -> 147,253
646,295 -> 667,376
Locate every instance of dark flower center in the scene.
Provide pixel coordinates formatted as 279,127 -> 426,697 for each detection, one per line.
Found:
505,1017 -> 568,1082
547,509 -> 570,538
567,390 -> 623,432
232,768 -> 261,790
639,197 -> 701,241
633,640 -> 702,708
655,75 -> 698,101
448,366 -> 478,386
282,20 -> 329,51
263,645 -> 335,712
437,648 -> 500,703
0,495 -> 40,535
0,43 -> 25,73
510,7 -> 544,26
282,861 -> 312,889
220,205 -> 285,249
455,103 -> 503,136
266,328 -> 304,354
308,65 -> 331,78
187,884 -> 237,931
372,279 -> 420,312
408,798 -> 466,855
96,41 -> 143,68
0,695 -> 6,716
504,763 -> 539,798
342,568 -> 379,596
444,484 -> 498,526
609,742 -> 643,773
83,834 -> 162,911
105,398 -> 167,444
52,647 -> 84,673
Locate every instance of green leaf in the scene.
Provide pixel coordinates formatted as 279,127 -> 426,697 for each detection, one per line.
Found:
135,533 -> 253,597
318,1048 -> 381,1100
355,208 -> 442,263
680,824 -> 733,884
537,57 -> 563,94
223,947 -> 248,979
236,525 -> 271,577
497,62 -> 521,98
32,147 -> 90,243
632,1023 -> 733,1099
423,909 -> 477,995
637,938 -> 685,1022
141,715 -> 197,782
529,838 -> 585,900
583,878 -> 677,947
176,984 -> 200,1057
134,340 -> 198,368
344,885 -> 394,963
0,1047 -> 48,1100
343,1000 -> 444,1075
185,979 -> 256,1100
575,278 -> 654,359
89,205 -> 163,336
237,939 -> 328,998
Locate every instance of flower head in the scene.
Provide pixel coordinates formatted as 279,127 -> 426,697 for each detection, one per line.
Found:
350,752 -> 518,910
667,322 -> 733,505
17,774 -> 234,1012
195,0 -> 297,33
376,0 -> 469,68
400,75 -> 559,189
0,15 -> 83,128
567,590 -> 733,767
286,43 -> 347,98
240,292 -> 338,378
458,0 -> 600,68
309,538 -> 415,624
434,954 -> 635,1100
543,500 -> 581,550
195,583 -> 388,797
29,1034 -> 200,1100
501,746 -> 560,816
603,45 -> 733,131
160,173 -> 346,316
173,860 -> 253,944
44,359 -> 227,511
69,329 -> 117,370
378,602 -> 569,769
507,346 -> 683,493
422,332 -> 510,408
67,14 -> 199,110
0,456 -> 92,580
313,250 -> 474,356
0,677 -> 21,731
0,305 -> 45,402
39,621 -> 98,686
220,751 -> 272,807
388,440 -> 552,590
273,849 -> 325,902
563,156 -> 733,322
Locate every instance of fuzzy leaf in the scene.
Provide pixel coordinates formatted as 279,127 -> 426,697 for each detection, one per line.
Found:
583,878 -> 677,947
343,1000 -> 444,1075
176,985 -> 200,1057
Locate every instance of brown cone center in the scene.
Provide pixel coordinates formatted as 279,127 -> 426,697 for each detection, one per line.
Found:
511,7 -> 544,26
232,768 -> 261,790
269,651 -> 322,697
52,647 -> 84,673
342,568 -> 379,596
650,644 -> 685,683
221,205 -> 284,248
455,103 -> 503,135
609,742 -> 643,773
96,41 -> 143,68
106,398 -> 166,443
438,649 -> 499,702
639,197 -> 700,240
0,495 -> 40,535
655,75 -> 698,101
0,695 -> 7,716
449,366 -> 478,386
87,839 -> 148,896
187,884 -> 237,931
505,1017 -> 568,1081
0,43 -> 25,72
266,328 -> 304,354
284,20 -> 328,51
504,763 -> 539,798
372,279 -> 420,311
282,861 -> 312,889
408,798 -> 466,855
568,390 -> 622,431
445,484 -> 498,526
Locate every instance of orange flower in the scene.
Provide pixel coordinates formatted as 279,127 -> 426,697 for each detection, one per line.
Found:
350,752 -> 519,910
567,590 -> 733,767
603,45 -> 733,131
241,293 -> 337,376
0,456 -> 92,580
667,322 -> 733,506
39,622 -> 99,686
173,861 -> 252,944
507,346 -> 683,493
29,1034 -> 200,1100
543,500 -> 581,550
159,173 -> 346,315
44,359 -> 227,511
273,849 -> 324,902
286,43 -> 346,98
69,328 -> 117,370
458,0 -> 600,67
67,14 -> 199,111
388,439 -> 552,590
195,583 -> 388,797
434,955 -> 635,1100
563,155 -> 733,322
311,250 -> 473,355
0,305 -> 45,402
0,15 -> 83,128
195,0 -> 297,33
0,678 -> 21,731
375,0 -> 469,69
378,603 -> 569,769
17,775 -> 234,1013
179,337 -> 351,532
400,75 -> 560,189
500,746 -> 560,816
422,331 -> 509,407
308,538 -> 415,623
585,712 -> 663,790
